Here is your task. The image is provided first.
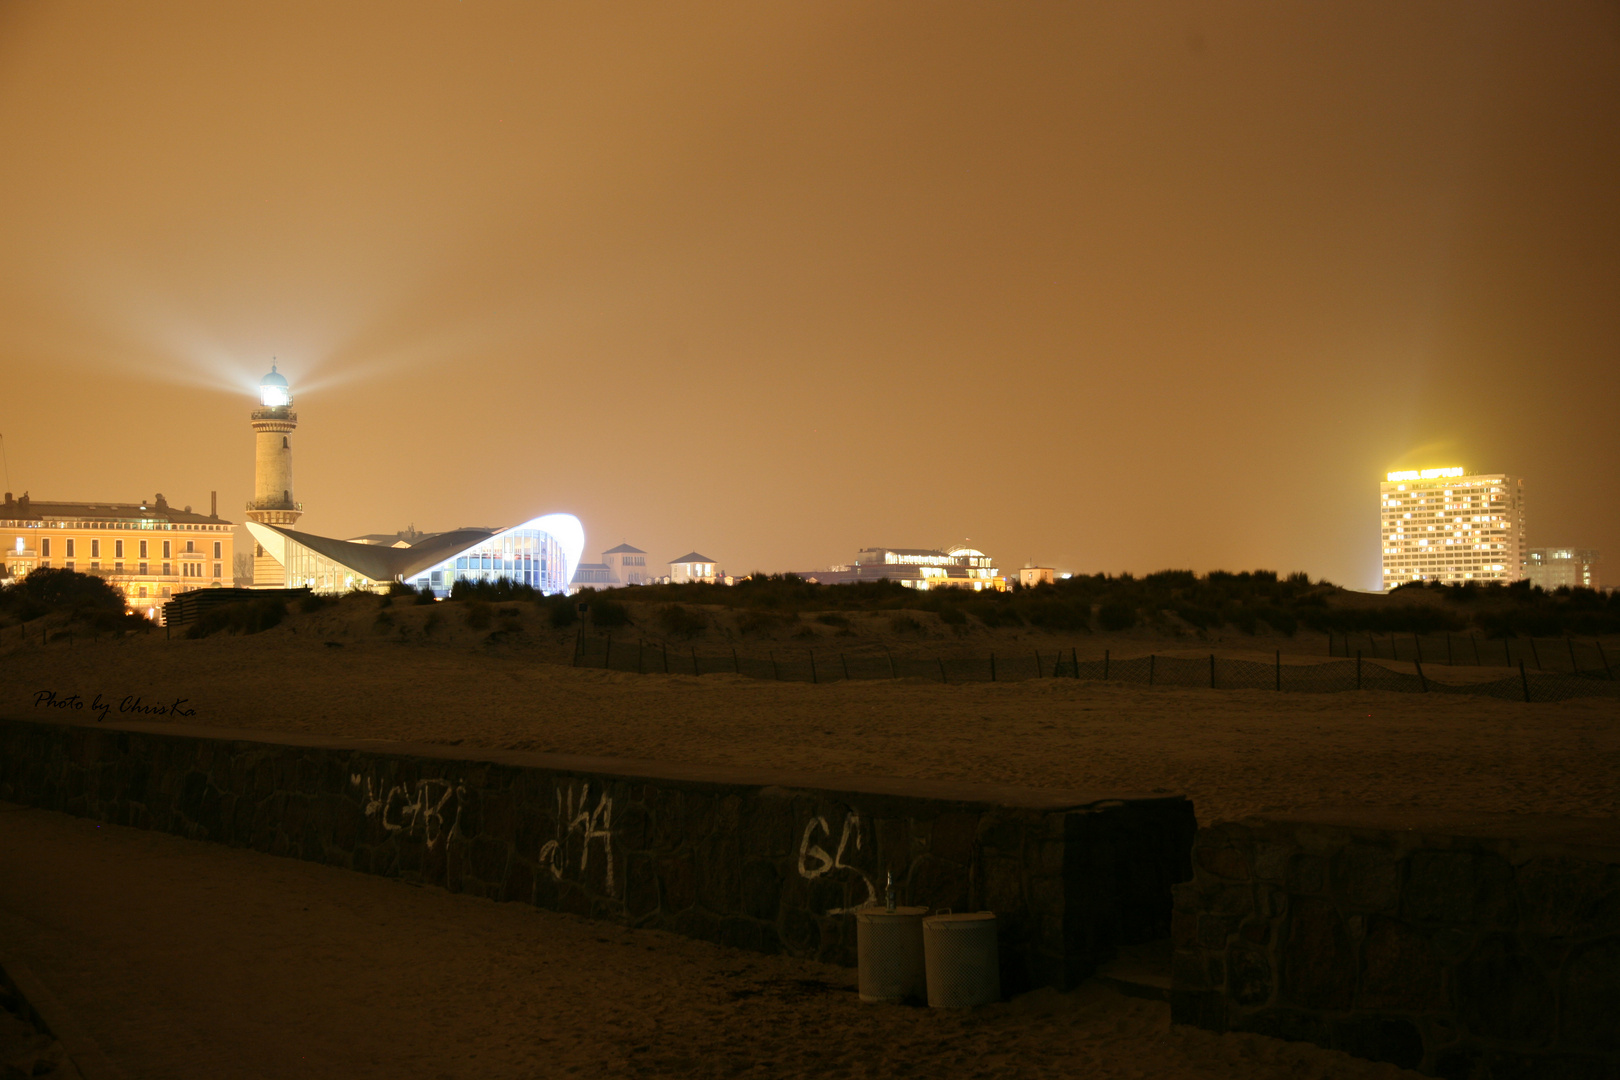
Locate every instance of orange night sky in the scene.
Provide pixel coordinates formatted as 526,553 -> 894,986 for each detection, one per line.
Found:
1,1 -> 1616,587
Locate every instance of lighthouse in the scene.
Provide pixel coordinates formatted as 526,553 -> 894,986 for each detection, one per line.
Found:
246,363 -> 302,586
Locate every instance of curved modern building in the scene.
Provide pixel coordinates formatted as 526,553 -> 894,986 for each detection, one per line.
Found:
245,513 -> 584,597
242,365 -> 584,596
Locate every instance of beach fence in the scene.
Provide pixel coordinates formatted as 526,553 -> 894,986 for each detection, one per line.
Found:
573,635 -> 1619,704
1328,630 -> 1614,676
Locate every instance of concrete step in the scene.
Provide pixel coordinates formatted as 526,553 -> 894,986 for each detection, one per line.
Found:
1094,939 -> 1171,1002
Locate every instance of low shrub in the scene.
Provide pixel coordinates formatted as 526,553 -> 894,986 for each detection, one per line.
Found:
659,604 -> 708,637
452,578 -> 539,603
1025,600 -> 1089,632
465,602 -> 493,630
1097,602 -> 1137,631
588,599 -> 630,628
185,599 -> 286,638
546,601 -> 578,628
299,594 -> 331,613
889,613 -> 923,634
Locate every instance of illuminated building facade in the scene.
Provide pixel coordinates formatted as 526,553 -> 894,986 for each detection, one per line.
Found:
245,364 -> 303,587
1525,548 -> 1600,592
1379,467 -> 1525,588
246,514 -> 583,597
669,551 -> 719,585
802,546 -> 1005,590
1,490 -> 234,619
569,542 -> 649,590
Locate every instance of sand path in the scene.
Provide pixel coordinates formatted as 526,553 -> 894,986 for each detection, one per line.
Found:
0,803 -> 1424,1080
7,633 -> 1618,824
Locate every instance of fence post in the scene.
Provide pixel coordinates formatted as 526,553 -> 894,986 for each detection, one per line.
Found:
1414,632 -> 1423,666
1071,646 -> 1079,678
572,619 -> 582,666
1567,637 -> 1578,675
1471,634 -> 1481,665
1356,650 -> 1362,690
1529,637 -> 1542,670
809,650 -> 818,685
1275,650 -> 1281,691
692,647 -> 700,676
663,644 -> 670,674
1209,653 -> 1216,689
1414,658 -> 1427,692
938,658 -> 948,684
1149,654 -> 1155,686
989,652 -> 996,682
1520,660 -> 1531,702
841,653 -> 850,681
1596,640 -> 1613,680
604,635 -> 613,669
886,646 -> 896,680
1035,651 -> 1044,678
1103,649 -> 1109,680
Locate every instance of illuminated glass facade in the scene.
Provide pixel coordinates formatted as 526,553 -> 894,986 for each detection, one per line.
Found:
281,537 -> 384,594
412,523 -> 575,597
251,512 -> 584,597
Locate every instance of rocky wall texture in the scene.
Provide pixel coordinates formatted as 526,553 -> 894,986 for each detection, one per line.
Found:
0,716 -> 1194,993
1170,812 -> 1620,1078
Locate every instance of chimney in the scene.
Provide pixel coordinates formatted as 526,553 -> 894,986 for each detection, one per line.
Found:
211,490 -> 218,518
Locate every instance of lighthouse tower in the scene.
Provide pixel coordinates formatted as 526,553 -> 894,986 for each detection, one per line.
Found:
246,363 -> 302,586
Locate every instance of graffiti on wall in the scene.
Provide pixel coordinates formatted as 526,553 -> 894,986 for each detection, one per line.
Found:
797,810 -> 879,913
540,782 -> 615,891
350,773 -> 465,851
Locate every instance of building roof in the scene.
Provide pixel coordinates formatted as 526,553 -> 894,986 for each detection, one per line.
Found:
670,552 -> 715,565
0,493 -> 230,526
256,524 -> 496,581
602,542 -> 645,555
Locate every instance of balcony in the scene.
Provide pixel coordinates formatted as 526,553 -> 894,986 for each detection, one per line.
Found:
245,498 -> 304,512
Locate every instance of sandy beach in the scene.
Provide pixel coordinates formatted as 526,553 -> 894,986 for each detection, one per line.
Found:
3,605 -> 1617,1078
6,604 -> 1617,827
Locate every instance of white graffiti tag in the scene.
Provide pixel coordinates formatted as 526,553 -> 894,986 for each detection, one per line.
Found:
797,811 -> 877,912
540,783 -> 615,891
352,775 -> 465,850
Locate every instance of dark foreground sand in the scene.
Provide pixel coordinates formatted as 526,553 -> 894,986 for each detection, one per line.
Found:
3,624 -> 1615,1078
0,803 -> 1425,1080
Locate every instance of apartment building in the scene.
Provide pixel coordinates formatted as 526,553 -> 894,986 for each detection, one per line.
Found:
1379,467 -> 1524,588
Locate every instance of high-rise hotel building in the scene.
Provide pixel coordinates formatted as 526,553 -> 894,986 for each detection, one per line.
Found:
1380,467 -> 1524,588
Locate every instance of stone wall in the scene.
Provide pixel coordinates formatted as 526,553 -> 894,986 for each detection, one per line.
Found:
1171,811 -> 1620,1077
0,715 -> 1194,993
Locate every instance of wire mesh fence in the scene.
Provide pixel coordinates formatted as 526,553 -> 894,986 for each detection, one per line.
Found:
574,635 -> 1620,704
1328,631 -> 1616,677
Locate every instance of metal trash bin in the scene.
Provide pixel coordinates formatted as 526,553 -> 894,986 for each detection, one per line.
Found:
923,912 -> 1000,1008
855,905 -> 928,1003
